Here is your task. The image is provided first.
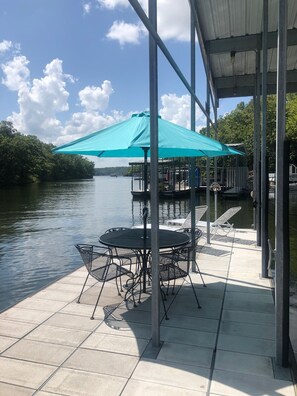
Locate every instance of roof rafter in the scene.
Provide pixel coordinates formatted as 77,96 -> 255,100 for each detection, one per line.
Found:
215,70 -> 297,98
205,29 -> 297,55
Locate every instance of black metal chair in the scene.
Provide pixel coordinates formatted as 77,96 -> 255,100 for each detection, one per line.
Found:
104,227 -> 141,277
148,246 -> 201,320
177,228 -> 206,287
75,244 -> 135,319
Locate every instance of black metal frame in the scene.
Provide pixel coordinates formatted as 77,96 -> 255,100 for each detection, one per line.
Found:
75,244 -> 135,319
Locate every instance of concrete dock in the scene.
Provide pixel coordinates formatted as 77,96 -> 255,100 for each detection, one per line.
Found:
0,228 -> 295,395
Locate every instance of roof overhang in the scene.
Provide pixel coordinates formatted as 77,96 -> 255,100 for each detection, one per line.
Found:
192,0 -> 297,100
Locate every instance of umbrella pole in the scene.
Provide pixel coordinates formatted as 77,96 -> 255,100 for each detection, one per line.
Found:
142,147 -> 149,293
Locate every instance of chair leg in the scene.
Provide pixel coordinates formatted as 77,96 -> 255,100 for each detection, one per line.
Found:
115,273 -> 122,296
124,276 -> 137,307
91,281 -> 105,320
138,275 -> 143,304
160,286 -> 169,320
77,273 -> 90,303
194,260 -> 206,287
118,271 -> 123,293
188,275 -> 202,309
124,271 -> 141,307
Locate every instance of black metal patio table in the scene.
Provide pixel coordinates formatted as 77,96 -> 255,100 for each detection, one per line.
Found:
99,228 -> 189,293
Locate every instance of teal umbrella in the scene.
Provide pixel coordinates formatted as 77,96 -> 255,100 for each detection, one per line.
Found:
53,111 -> 242,159
53,110 -> 243,242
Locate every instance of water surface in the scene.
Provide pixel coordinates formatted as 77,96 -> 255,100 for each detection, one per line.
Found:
0,176 -> 296,312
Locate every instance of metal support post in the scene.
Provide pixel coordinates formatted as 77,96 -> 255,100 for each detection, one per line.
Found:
148,0 -> 160,349
255,51 -> 261,246
190,10 -> 196,271
275,0 -> 289,367
253,93 -> 257,230
206,81 -> 211,244
261,0 -> 269,278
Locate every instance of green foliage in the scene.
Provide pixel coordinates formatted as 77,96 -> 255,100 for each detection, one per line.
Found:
0,120 -> 18,137
0,127 -> 94,187
94,167 -> 130,176
200,94 -> 297,172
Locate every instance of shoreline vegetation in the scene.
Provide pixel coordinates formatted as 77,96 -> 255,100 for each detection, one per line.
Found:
0,121 -> 94,188
0,121 -> 130,188
94,167 -> 130,177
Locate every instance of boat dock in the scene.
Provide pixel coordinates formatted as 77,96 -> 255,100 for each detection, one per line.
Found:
0,228 -> 295,395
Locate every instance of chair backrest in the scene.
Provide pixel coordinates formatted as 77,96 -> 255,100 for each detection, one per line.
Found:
181,228 -> 203,247
174,246 -> 191,274
75,244 -> 109,274
214,206 -> 241,226
105,227 -> 130,233
159,247 -> 191,278
183,205 -> 208,228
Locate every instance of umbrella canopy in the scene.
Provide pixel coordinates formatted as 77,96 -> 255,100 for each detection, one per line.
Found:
53,111 -> 243,158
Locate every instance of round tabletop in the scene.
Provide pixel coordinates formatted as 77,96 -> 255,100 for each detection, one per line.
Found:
99,228 -> 189,250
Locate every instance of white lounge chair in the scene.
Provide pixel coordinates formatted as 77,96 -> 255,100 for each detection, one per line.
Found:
197,206 -> 241,237
166,205 -> 208,229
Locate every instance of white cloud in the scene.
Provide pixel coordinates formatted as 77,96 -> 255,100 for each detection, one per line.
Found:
83,2 -> 92,14
56,109 -> 129,146
79,80 -> 114,111
100,0 -> 190,44
0,48 -> 124,145
97,0 -> 130,9
157,0 -> 190,42
0,40 -> 13,54
1,55 -> 30,91
106,21 -> 147,46
1,46 -> 204,165
5,58 -> 71,141
160,93 -> 205,130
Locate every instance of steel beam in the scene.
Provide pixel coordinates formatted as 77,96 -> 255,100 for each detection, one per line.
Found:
215,70 -> 297,98
148,0 -> 160,349
253,92 -> 257,232
255,50 -> 261,246
215,70 -> 297,89
275,0 -> 289,368
206,79 -> 211,245
190,9 -> 196,272
128,0 -> 216,130
188,0 -> 217,116
217,82 -> 297,98
261,0 -> 269,278
205,29 -> 297,54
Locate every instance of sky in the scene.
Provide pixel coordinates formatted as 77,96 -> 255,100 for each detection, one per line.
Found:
0,0 -> 249,167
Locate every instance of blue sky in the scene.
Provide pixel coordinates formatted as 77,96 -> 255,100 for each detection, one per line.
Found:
0,0 -> 249,166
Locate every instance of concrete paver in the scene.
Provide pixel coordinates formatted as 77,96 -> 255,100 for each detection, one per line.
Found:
0,228 -> 295,395
42,367 -> 127,396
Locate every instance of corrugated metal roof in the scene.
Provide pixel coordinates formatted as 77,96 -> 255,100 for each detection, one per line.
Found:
193,0 -> 297,98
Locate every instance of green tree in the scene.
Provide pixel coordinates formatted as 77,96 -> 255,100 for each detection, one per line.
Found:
0,121 -> 18,137
199,94 -> 297,172
0,124 -> 94,187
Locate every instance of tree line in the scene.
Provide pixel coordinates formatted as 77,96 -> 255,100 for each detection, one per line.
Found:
200,93 -> 297,172
0,121 -> 94,187
94,167 -> 130,176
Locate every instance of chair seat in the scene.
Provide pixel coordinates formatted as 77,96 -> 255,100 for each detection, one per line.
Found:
158,263 -> 187,282
91,263 -> 133,282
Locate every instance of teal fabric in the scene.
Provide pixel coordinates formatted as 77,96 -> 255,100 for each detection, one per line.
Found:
53,112 -> 243,158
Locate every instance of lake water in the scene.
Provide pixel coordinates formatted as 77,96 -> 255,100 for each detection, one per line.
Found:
0,176 -> 296,312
